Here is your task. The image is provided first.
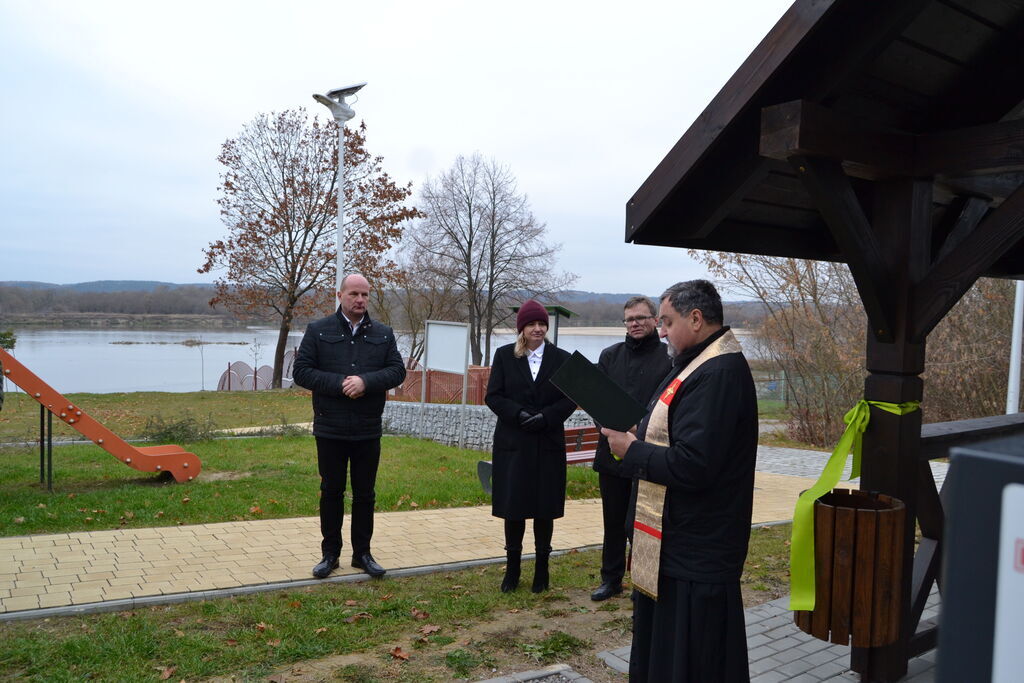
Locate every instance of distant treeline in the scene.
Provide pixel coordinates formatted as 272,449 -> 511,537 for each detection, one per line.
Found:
0,285 -> 233,317
0,284 -> 768,329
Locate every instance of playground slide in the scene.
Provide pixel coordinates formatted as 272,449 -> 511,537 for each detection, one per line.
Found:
0,348 -> 201,482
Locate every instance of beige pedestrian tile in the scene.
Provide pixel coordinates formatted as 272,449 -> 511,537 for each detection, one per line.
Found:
69,591 -> 105,605
14,576 -> 49,588
4,596 -> 41,611
9,586 -> 47,598
37,592 -> 72,608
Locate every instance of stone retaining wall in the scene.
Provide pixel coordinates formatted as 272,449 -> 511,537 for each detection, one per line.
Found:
383,401 -> 593,451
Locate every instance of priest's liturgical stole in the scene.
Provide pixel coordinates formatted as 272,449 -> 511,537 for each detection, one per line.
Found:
632,330 -> 744,600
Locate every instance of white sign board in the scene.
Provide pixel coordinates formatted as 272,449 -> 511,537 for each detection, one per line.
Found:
424,321 -> 469,374
992,482 -> 1024,683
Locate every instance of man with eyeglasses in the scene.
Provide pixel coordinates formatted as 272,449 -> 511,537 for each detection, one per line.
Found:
589,296 -> 672,601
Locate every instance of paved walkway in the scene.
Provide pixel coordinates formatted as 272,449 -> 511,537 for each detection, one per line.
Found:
0,445 -> 947,680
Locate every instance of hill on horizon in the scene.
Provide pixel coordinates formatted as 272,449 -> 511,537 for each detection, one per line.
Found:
0,280 -> 214,293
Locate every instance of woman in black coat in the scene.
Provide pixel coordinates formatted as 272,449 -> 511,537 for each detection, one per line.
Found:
485,300 -> 577,593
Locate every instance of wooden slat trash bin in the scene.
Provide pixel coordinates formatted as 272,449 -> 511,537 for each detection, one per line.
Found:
793,489 -> 906,647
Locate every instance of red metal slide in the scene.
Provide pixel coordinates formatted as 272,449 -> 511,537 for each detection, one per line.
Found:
0,348 -> 201,482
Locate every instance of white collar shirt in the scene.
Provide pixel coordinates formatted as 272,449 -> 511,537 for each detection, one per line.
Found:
340,311 -> 365,335
527,342 -> 545,380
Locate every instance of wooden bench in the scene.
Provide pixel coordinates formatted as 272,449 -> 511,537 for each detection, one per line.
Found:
477,426 -> 600,494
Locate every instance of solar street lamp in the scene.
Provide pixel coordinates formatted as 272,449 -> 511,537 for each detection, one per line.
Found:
313,82 -> 366,303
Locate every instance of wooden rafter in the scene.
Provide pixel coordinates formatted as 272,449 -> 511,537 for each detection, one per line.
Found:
789,155 -> 895,340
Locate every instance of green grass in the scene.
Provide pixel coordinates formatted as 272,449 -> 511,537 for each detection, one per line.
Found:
0,435 -> 601,537
0,550 -> 608,682
0,389 -> 315,443
757,399 -> 788,421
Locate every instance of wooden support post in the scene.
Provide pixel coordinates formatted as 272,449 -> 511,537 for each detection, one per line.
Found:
850,178 -> 930,682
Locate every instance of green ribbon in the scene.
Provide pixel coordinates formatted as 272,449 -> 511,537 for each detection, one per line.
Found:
788,399 -> 920,611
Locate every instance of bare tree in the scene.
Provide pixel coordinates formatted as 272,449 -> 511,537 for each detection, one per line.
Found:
693,250 -> 1019,444
693,251 -> 866,445
199,110 -> 420,387
412,154 -> 575,365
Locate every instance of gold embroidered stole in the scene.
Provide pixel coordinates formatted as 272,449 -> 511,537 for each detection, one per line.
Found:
631,329 -> 744,600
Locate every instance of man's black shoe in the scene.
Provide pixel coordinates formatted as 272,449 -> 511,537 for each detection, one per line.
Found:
352,552 -> 387,578
312,554 -> 339,579
590,581 -> 623,601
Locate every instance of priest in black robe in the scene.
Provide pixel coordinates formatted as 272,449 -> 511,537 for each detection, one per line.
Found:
603,279 -> 758,682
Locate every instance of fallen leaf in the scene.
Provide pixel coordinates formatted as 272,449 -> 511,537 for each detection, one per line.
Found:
36,503 -> 46,509
390,646 -> 410,660
66,493 -> 76,499
314,626 -> 328,634
344,612 -> 372,624
154,511 -> 164,518
267,638 -> 281,647
411,607 -> 430,620
268,499 -> 278,504
409,501 -> 419,508
268,676 -> 286,683
379,593 -> 393,601
84,518 -> 93,522
418,624 -> 441,635
508,608 -> 520,613
450,585 -> 464,590
249,506 -> 263,515
288,600 -> 301,608
344,599 -> 358,606
173,629 -> 185,637
181,497 -> 191,504
159,665 -> 177,680
255,622 -> 269,632
13,517 -> 24,524
225,639 -> 238,646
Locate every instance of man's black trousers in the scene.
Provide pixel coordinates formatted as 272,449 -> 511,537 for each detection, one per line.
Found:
316,436 -> 380,557
598,472 -> 632,585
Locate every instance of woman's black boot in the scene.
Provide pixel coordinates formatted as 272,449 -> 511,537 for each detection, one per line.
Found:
501,547 -> 522,592
531,549 -> 551,593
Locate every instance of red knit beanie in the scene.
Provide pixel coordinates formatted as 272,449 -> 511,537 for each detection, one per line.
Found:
516,299 -> 549,333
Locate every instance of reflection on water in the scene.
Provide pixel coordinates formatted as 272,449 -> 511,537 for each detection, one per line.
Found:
2,327 -> 756,394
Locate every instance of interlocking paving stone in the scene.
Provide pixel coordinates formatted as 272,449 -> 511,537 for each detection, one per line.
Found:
777,659 -> 817,676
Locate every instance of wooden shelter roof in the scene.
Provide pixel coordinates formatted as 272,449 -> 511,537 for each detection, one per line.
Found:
626,0 -> 1024,279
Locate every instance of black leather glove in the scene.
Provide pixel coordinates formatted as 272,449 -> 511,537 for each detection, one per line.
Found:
521,411 -> 547,433
518,409 -> 535,427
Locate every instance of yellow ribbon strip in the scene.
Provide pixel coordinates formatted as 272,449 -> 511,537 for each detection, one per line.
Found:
788,399 -> 920,611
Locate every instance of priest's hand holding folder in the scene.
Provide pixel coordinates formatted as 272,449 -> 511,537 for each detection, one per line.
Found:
550,351 -> 646,459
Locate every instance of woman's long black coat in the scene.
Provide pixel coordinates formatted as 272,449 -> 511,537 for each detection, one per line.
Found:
485,343 -> 577,520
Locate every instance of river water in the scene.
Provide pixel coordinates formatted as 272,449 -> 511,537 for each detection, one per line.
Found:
1,326 -> 758,394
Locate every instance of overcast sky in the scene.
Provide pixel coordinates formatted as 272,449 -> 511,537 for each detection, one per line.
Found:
0,0 -> 792,295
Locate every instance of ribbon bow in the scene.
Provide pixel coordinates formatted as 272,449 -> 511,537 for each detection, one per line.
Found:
788,399 -> 920,611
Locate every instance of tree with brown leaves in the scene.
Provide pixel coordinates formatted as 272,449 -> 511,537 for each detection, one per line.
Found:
413,154 -> 575,365
199,110 -> 421,387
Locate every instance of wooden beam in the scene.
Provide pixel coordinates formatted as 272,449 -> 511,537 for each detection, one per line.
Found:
626,0 -> 840,239
908,538 -> 940,636
915,118 -> 1024,176
919,412 -> 1024,461
932,196 -> 990,266
791,155 -> 895,340
913,181 -> 1024,338
760,100 -> 912,175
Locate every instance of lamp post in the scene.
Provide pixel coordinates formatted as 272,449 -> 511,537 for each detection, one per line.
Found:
313,82 -> 366,303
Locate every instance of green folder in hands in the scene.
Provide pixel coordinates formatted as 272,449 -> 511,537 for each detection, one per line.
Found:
550,351 -> 646,432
